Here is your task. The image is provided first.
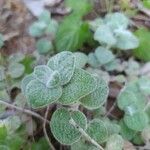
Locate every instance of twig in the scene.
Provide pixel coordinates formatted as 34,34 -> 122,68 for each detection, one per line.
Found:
104,101 -> 116,117
0,99 -> 49,124
43,106 -> 56,150
70,119 -> 104,150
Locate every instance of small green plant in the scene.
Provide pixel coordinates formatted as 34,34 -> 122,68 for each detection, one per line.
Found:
21,51 -> 110,149
29,10 -> 58,54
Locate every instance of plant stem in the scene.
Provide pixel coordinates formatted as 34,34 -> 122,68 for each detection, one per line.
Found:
70,119 -> 104,150
43,106 -> 56,150
0,99 -> 49,123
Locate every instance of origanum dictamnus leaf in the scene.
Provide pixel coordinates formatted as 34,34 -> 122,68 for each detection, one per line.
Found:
124,111 -> 149,131
33,65 -> 60,88
74,52 -> 88,68
26,80 -> 62,108
80,77 -> 108,109
95,47 -> 115,65
38,10 -> 51,25
50,108 -> 87,145
105,134 -> 124,150
58,68 -> 96,105
47,51 -> 75,85
8,53 -> 25,63
88,53 -> 100,68
104,12 -> 129,30
21,74 -> 35,94
86,119 -> 108,143
94,25 -> 116,46
114,29 -> 139,50
7,63 -> 25,79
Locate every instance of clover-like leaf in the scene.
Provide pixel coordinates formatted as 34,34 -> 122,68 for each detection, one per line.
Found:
86,119 -> 108,143
124,111 -> 149,131
33,65 -> 60,88
88,53 -> 100,68
114,29 -> 139,50
58,68 -> 96,105
74,52 -> 88,68
38,10 -> 51,25
29,21 -> 47,37
105,134 -> 124,150
8,53 -> 25,63
21,74 -> 35,94
47,51 -> 75,85
95,47 -> 115,65
50,108 -> 87,145
36,39 -> 53,54
94,25 -> 116,46
80,76 -> 108,109
46,19 -> 58,35
26,80 -> 62,108
104,12 -> 129,30
7,63 -> 25,79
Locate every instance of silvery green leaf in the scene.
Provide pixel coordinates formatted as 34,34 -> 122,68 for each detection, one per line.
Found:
8,63 -> 25,79
138,76 -> 150,95
0,33 -> 4,48
104,12 -> 129,30
58,68 -> 96,105
36,39 -> 53,54
50,108 -> 87,145
47,51 -> 75,85
14,93 -> 27,107
38,10 -> 51,24
0,66 -> 5,81
74,52 -> 88,68
80,76 -> 109,109
124,111 -> 149,131
114,29 -> 139,50
29,21 -> 47,37
104,59 -> 120,71
33,65 -> 61,88
86,119 -> 108,143
26,80 -> 62,108
88,53 -> 100,68
8,53 -> 25,63
94,25 -> 116,45
21,74 -> 35,94
89,18 -> 103,31
46,19 -> 58,35
105,134 -> 124,150
95,47 -> 115,65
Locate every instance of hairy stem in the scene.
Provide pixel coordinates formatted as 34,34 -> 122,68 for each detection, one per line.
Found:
70,119 -> 104,150
43,106 -> 56,150
0,99 -> 49,123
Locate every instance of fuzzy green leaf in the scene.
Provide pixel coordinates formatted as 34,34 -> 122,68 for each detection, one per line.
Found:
86,119 -> 108,143
38,10 -> 51,24
94,25 -> 116,46
80,77 -> 108,109
115,29 -> 139,50
95,47 -> 115,65
33,65 -> 60,88
124,111 -> 149,131
58,68 -> 96,105
88,53 -> 100,68
8,53 -> 25,63
26,80 -> 62,108
50,108 -> 87,145
47,51 -> 75,85
104,12 -> 129,30
36,39 -> 53,54
105,134 -> 124,150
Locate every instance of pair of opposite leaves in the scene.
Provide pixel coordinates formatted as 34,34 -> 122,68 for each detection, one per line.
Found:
21,51 -> 109,109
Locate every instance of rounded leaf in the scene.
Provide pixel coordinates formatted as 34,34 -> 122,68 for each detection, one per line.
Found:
94,25 -> 116,45
88,53 -> 100,68
8,63 -> 25,79
124,111 -> 149,131
95,47 -> 115,65
80,77 -> 109,109
26,80 -> 62,108
8,53 -> 25,63
47,51 -> 75,85
38,10 -> 51,24
58,68 -> 96,105
50,108 -> 87,145
86,119 -> 108,143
